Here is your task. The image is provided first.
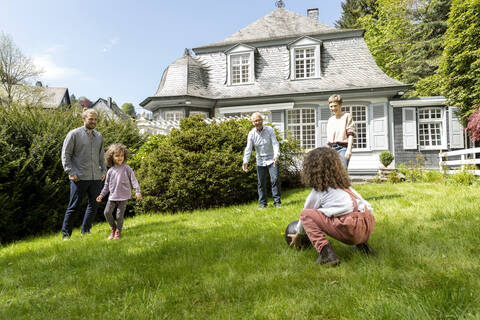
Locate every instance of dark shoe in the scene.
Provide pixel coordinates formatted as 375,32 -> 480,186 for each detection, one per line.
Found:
315,243 -> 340,266
258,204 -> 267,210
274,203 -> 282,208
356,242 -> 376,256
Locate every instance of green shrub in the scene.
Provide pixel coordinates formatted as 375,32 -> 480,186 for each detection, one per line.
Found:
379,150 -> 394,167
133,116 -> 301,213
0,104 -> 144,243
387,170 -> 402,183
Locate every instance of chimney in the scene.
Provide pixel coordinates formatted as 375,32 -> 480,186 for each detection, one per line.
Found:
307,8 -> 319,20
107,97 -> 112,108
35,81 -> 43,87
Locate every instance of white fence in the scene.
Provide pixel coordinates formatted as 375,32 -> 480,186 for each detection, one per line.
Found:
438,147 -> 480,175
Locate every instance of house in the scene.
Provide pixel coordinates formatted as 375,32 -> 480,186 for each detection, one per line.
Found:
0,81 -> 70,109
139,7 -> 465,173
91,97 -> 129,121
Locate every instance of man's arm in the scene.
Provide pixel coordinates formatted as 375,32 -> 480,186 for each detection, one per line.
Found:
242,131 -> 253,172
270,127 -> 280,166
61,131 -> 77,178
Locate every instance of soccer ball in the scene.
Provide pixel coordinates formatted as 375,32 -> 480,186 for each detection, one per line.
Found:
285,220 -> 312,248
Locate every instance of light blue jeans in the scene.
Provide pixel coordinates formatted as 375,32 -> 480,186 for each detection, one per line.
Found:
331,144 -> 350,168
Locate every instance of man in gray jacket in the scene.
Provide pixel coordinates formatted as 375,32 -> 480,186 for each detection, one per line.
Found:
61,108 -> 106,239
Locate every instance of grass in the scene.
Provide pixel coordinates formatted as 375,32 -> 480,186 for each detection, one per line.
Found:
1,183 -> 480,319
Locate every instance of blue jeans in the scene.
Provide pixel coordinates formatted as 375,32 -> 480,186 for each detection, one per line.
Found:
331,144 -> 350,168
257,163 -> 281,206
62,180 -> 103,237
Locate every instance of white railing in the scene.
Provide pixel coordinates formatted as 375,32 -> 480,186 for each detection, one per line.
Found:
438,147 -> 480,175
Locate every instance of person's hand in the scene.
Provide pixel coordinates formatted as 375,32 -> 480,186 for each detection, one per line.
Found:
273,157 -> 278,167
345,150 -> 352,160
287,233 -> 304,249
101,174 -> 106,181
136,193 -> 142,201
242,163 -> 248,172
96,195 -> 103,203
69,174 -> 79,182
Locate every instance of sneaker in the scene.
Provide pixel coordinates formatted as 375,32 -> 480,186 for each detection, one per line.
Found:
355,242 -> 376,256
258,204 -> 268,210
113,231 -> 121,240
62,235 -> 70,241
315,243 -> 340,266
107,227 -> 116,240
274,203 -> 282,208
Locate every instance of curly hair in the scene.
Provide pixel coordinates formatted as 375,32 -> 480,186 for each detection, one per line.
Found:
104,143 -> 129,167
301,147 -> 351,192
328,94 -> 343,104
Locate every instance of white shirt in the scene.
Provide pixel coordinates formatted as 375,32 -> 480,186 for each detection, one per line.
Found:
243,125 -> 280,166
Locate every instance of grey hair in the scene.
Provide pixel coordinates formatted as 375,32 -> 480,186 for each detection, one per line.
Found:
250,112 -> 263,121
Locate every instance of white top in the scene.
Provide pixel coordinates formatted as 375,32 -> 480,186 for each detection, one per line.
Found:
243,125 -> 280,166
327,113 -> 356,144
296,187 -> 373,234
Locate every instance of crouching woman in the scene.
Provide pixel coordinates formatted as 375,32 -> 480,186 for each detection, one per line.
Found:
289,147 -> 376,266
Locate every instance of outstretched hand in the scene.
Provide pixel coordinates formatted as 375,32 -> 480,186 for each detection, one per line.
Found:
287,233 -> 303,250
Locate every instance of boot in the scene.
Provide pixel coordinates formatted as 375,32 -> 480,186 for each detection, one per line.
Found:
107,226 -> 116,240
315,243 -> 340,266
356,242 -> 376,256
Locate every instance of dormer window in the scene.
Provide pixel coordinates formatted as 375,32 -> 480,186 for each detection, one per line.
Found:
225,44 -> 255,85
289,36 -> 322,80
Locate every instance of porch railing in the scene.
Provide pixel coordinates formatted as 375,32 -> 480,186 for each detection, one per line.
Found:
438,147 -> 480,175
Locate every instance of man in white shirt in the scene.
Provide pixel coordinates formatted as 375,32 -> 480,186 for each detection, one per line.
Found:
242,112 -> 281,209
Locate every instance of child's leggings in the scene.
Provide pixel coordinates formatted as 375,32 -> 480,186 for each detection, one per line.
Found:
300,189 -> 375,253
104,200 -> 127,232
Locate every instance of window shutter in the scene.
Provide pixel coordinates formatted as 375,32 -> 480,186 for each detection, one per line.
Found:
318,105 -> 330,147
402,108 -> 417,150
449,107 -> 465,149
370,103 -> 388,150
270,110 -> 284,137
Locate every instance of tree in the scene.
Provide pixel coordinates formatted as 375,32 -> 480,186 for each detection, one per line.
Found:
0,32 -> 41,107
438,0 -> 480,124
70,94 -> 77,104
335,0 -> 378,29
404,0 -> 452,96
121,102 -> 136,117
466,105 -> 480,141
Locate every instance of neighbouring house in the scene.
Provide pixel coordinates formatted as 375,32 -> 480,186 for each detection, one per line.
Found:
91,97 -> 129,121
0,81 -> 70,110
139,7 -> 466,173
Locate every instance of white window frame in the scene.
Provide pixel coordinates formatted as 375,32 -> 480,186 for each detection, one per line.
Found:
342,104 -> 369,151
286,108 -> 316,150
418,107 -> 446,150
289,37 -> 321,80
189,111 -> 209,119
165,111 -> 183,121
226,44 -> 255,86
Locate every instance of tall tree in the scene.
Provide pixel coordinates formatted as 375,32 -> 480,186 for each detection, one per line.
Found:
438,0 -> 480,123
336,0 -> 378,29
0,32 -> 41,107
359,0 -> 414,80
121,102 -> 136,117
404,0 -> 452,96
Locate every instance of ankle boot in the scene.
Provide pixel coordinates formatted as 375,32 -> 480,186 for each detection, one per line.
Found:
356,242 -> 376,256
315,243 -> 340,266
107,227 -> 116,240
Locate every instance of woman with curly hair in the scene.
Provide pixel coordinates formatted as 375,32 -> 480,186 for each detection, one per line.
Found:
288,147 -> 375,266
96,143 -> 142,240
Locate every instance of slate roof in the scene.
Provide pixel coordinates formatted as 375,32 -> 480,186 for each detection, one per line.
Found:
149,8 -> 408,103
196,8 -> 339,49
0,85 -> 69,108
91,98 -> 130,120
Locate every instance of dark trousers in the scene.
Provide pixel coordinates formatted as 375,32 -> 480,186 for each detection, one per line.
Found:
62,180 -> 103,237
257,164 -> 281,206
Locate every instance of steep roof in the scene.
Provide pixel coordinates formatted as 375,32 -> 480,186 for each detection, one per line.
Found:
196,8 -> 342,49
0,85 -> 69,108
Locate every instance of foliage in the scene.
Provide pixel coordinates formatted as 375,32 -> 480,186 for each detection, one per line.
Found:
2,184 -> 480,319
133,116 -> 302,214
335,0 -> 378,28
0,32 -> 42,107
0,104 -> 144,243
387,170 -> 403,183
466,105 -> 480,141
121,102 -> 136,117
438,0 -> 480,124
379,150 -> 395,167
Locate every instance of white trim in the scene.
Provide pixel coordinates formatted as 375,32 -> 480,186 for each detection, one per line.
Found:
390,97 -> 447,107
218,102 -> 294,114
418,107 -> 446,150
289,37 -> 321,80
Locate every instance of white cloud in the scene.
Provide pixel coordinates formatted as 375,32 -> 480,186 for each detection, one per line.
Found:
33,54 -> 86,82
102,36 -> 119,53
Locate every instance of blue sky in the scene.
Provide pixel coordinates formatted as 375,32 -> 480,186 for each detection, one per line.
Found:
0,0 -> 343,112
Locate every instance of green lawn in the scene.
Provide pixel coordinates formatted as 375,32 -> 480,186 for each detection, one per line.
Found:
1,183 -> 480,319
